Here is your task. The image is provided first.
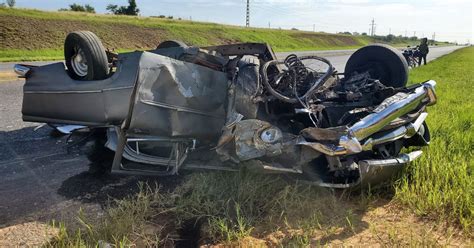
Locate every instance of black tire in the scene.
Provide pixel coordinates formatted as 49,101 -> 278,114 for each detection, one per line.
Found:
64,31 -> 109,81
345,44 -> 409,88
86,129 -> 114,175
156,40 -> 188,49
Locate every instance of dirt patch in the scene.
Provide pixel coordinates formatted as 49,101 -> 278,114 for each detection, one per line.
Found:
0,16 -> 168,50
252,201 -> 471,247
0,222 -> 59,247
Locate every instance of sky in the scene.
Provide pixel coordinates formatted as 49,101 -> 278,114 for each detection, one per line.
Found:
12,0 -> 474,43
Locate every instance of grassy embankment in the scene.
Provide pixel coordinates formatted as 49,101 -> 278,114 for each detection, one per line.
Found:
45,47 -> 473,247
395,46 -> 474,230
0,7 -> 424,62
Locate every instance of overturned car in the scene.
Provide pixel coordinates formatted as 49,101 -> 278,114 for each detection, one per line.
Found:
15,31 -> 436,188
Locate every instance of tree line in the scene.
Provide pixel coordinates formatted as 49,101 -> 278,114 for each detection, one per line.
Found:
58,0 -> 139,16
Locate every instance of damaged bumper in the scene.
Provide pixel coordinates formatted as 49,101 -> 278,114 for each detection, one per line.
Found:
298,80 -> 436,156
358,150 -> 423,186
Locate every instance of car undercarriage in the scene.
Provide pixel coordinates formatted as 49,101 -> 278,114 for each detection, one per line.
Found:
15,31 -> 437,188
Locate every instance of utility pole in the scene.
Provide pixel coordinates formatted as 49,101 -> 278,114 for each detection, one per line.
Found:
370,18 -> 376,36
246,0 -> 250,27
413,31 -> 416,37
313,24 -> 315,32
432,32 -> 436,41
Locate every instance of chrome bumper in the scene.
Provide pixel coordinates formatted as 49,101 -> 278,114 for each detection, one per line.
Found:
358,150 -> 423,186
298,80 -> 437,156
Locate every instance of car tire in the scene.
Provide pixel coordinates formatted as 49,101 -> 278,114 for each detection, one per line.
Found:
156,40 -> 188,49
86,129 -> 114,175
64,31 -> 109,81
345,44 -> 409,88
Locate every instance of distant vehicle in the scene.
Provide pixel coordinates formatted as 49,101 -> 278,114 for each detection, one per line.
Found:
402,46 -> 420,68
14,31 -> 437,188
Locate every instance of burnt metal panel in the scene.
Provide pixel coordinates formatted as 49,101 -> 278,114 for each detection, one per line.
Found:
127,52 -> 229,139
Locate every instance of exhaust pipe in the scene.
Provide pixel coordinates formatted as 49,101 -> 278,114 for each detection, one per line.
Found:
298,81 -> 436,156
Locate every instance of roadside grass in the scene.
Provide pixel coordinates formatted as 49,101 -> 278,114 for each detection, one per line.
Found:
46,170 -> 465,246
46,183 -> 171,247
0,49 -> 63,62
48,171 -> 365,247
0,49 -> 133,62
395,46 -> 474,232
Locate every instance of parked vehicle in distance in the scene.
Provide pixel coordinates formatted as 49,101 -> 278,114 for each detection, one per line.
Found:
15,31 -> 437,188
403,46 -> 420,68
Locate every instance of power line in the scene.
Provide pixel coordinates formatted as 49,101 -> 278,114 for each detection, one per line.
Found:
246,0 -> 250,27
370,18 -> 376,36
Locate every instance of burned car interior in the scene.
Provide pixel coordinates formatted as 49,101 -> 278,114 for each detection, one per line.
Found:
15,31 -> 437,188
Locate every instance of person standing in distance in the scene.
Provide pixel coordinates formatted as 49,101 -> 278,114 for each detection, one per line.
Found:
418,38 -> 429,66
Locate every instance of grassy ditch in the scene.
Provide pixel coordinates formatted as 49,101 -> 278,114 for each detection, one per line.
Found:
395,46 -> 474,231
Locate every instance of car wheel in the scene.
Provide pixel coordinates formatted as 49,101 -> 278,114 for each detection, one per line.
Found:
156,40 -> 188,49
64,31 -> 109,80
345,44 -> 409,88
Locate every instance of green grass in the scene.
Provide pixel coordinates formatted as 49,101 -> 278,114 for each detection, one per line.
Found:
0,49 -> 63,62
0,49 -> 133,62
0,7 -> 422,62
395,46 -> 474,231
46,183 -> 169,247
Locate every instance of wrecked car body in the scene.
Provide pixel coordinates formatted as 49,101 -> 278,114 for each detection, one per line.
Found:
17,31 -> 436,188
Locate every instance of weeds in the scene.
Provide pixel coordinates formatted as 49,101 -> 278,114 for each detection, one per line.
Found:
46,182 -> 168,247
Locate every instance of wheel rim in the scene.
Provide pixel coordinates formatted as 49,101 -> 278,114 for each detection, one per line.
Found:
71,47 -> 88,77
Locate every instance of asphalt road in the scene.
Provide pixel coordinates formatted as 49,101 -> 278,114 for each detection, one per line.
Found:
0,46 -> 463,228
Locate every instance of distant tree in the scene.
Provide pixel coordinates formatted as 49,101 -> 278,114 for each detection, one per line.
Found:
352,32 -> 360,36
106,4 -> 118,13
6,0 -> 15,7
385,34 -> 395,42
361,32 -> 367,36
342,31 -> 352,35
107,0 -> 139,15
69,3 -> 85,11
126,0 -> 139,15
60,3 -> 95,13
84,4 -> 95,13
